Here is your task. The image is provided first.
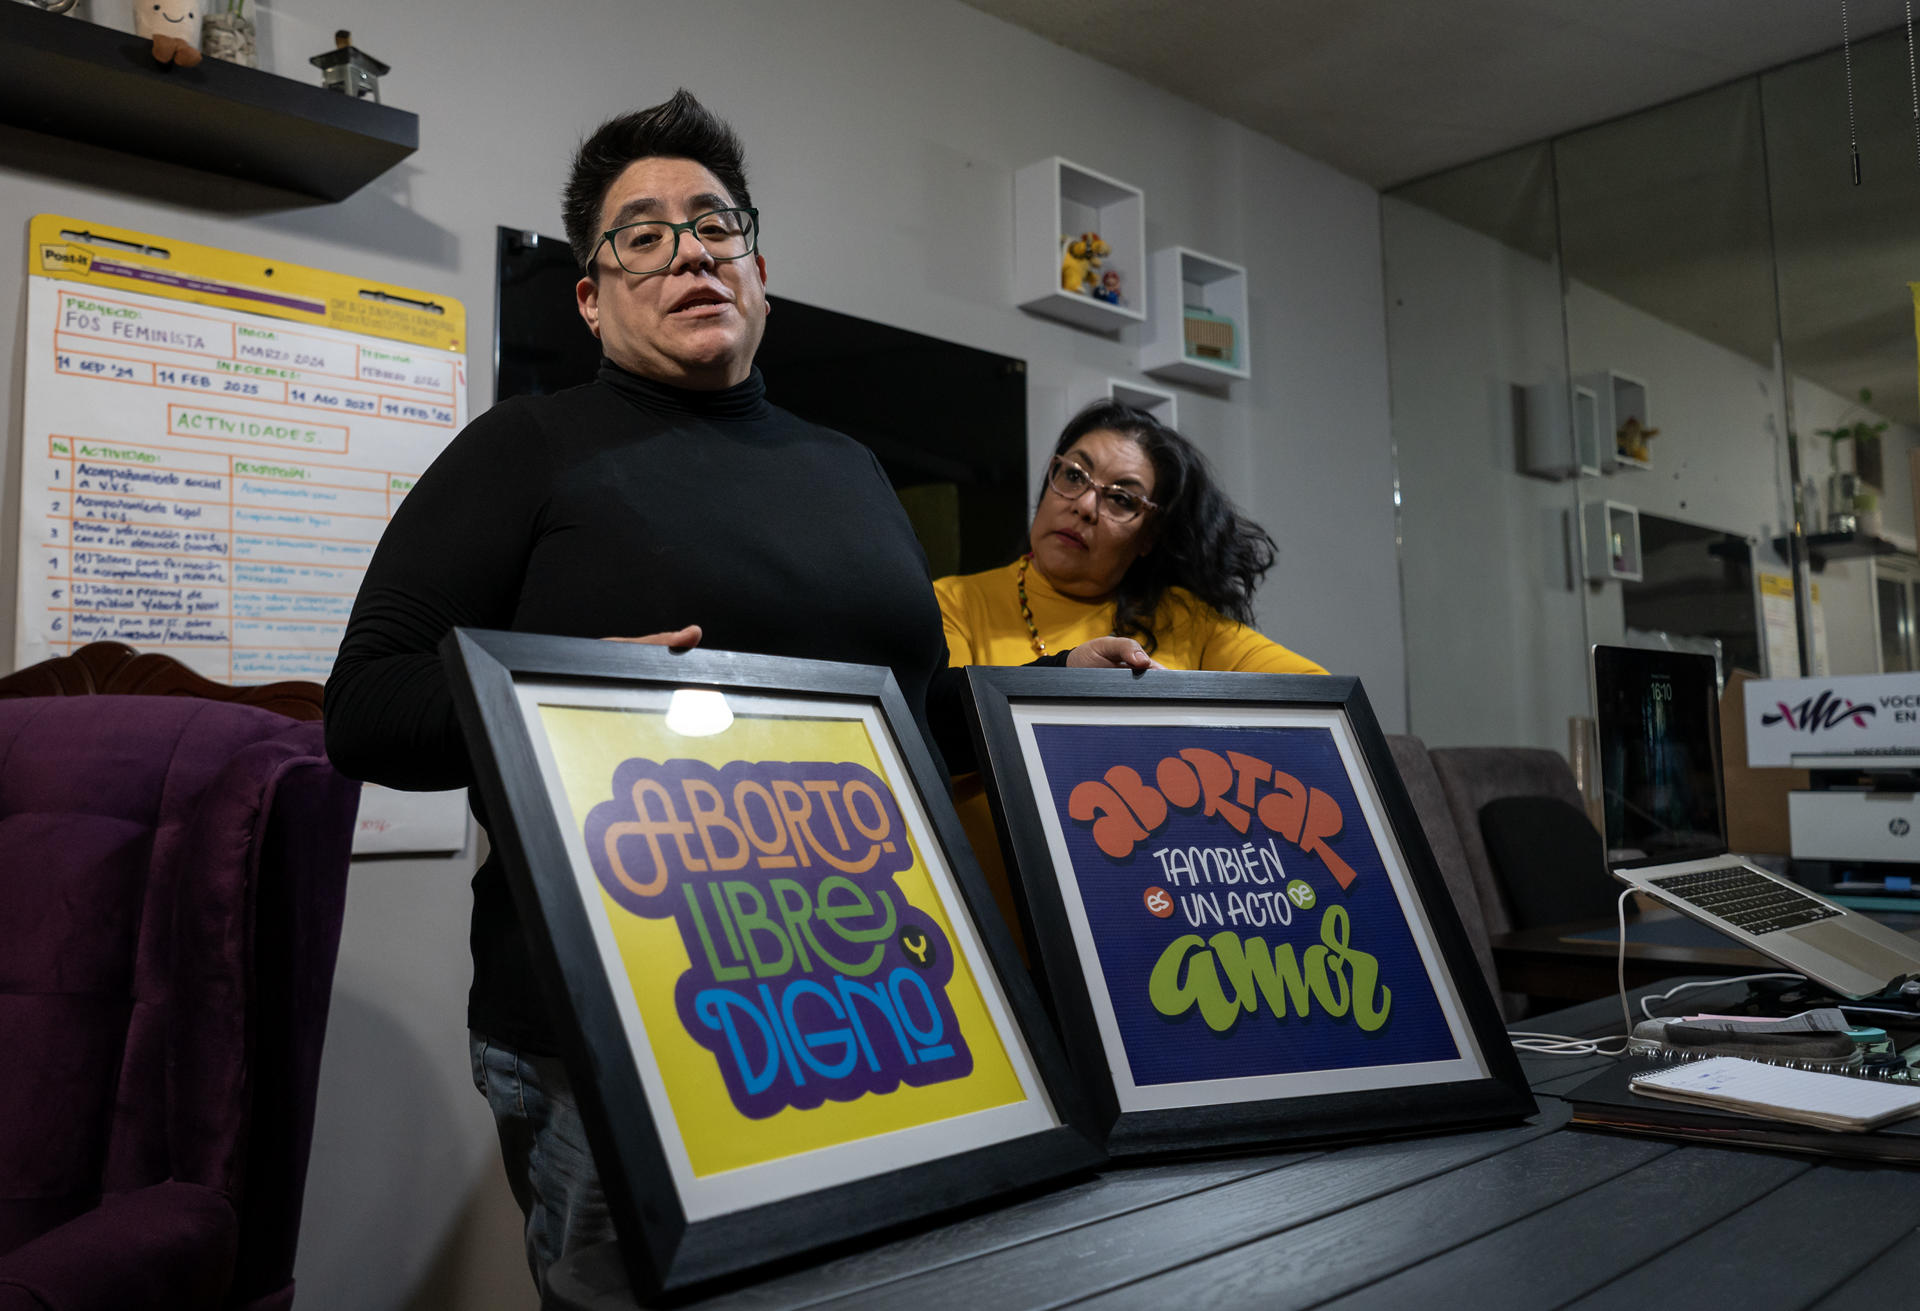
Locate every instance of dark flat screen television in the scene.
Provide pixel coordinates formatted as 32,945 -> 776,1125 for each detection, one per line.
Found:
493,226 -> 1027,577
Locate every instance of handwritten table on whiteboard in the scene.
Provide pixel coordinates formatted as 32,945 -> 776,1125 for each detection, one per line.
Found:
17,215 -> 471,853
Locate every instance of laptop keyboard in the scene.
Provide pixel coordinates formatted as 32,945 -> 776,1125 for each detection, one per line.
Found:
1648,865 -> 1843,936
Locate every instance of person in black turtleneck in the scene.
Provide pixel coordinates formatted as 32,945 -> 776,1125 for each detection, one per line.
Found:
323,90 -> 1152,1299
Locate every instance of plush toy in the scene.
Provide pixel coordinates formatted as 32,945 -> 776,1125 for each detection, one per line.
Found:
135,0 -> 204,66
1060,231 -> 1111,296
1060,235 -> 1092,294
1617,416 -> 1660,463
1093,268 -> 1123,305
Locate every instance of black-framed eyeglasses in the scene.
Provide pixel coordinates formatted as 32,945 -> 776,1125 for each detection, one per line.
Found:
1046,455 -> 1158,523
594,207 -> 760,275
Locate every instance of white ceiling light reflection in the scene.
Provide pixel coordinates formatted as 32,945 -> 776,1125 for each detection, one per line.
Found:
664,687 -> 734,737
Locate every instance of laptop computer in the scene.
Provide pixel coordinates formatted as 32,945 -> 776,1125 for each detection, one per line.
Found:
1593,644 -> 1920,999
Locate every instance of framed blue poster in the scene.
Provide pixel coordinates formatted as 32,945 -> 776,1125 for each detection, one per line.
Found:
965,669 -> 1534,1156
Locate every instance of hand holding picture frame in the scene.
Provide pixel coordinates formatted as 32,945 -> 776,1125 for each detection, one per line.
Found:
441,630 -> 1103,1300
965,668 -> 1535,1157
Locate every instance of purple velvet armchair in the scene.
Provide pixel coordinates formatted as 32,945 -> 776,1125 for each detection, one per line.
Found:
0,694 -> 359,1310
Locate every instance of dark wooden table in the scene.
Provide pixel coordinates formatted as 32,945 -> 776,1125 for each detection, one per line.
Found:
549,979 -> 1920,1310
1492,909 -> 1920,1006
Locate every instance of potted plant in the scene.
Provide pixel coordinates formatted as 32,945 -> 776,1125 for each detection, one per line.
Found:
202,0 -> 255,67
1856,489 -> 1883,539
1816,387 -> 1889,495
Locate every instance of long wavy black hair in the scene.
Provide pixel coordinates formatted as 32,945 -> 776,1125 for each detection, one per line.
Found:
1038,400 -> 1277,653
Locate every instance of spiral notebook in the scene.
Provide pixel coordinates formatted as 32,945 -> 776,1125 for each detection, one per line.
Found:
1568,1057 -> 1920,1163
1629,1057 -> 1920,1131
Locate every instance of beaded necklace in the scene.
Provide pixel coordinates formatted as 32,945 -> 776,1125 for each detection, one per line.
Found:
1015,553 -> 1046,655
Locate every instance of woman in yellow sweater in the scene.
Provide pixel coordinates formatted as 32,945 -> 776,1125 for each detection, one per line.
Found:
936,399 -> 1325,943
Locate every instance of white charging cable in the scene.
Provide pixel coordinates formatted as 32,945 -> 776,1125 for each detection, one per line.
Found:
1509,888 -> 1638,1058
1509,892 -> 1819,1058
1637,972 -> 1808,1021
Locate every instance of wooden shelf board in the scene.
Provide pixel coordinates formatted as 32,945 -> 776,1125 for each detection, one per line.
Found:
1770,530 -> 1903,572
0,5 -> 417,202
1144,355 -> 1249,387
1020,287 -> 1144,333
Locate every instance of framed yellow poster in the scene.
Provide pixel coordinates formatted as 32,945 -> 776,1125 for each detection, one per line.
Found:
441,630 -> 1100,1298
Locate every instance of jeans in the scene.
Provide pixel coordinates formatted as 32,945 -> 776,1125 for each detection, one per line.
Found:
469,1032 -> 617,1304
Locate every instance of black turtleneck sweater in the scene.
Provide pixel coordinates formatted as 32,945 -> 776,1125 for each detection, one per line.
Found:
324,361 -> 961,1053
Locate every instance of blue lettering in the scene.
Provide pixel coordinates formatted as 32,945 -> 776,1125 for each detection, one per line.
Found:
693,989 -> 780,1095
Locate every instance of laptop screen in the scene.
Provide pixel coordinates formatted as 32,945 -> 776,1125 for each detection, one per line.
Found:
1592,645 -> 1727,867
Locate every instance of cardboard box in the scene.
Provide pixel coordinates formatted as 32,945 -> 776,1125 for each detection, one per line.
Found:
1721,667 -> 1808,854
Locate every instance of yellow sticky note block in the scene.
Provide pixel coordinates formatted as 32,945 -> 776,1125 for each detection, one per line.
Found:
1911,283 -> 1920,412
537,703 -> 1026,1178
29,214 -> 465,353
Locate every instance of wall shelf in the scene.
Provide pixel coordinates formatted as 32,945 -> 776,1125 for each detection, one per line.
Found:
0,4 -> 418,202
1770,530 -> 1903,573
1141,246 -> 1250,387
1576,369 -> 1651,472
1583,500 -> 1642,582
1519,381 -> 1600,480
1107,377 -> 1177,427
1012,157 -> 1146,332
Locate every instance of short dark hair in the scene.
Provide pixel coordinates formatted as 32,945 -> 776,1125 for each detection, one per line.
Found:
1044,400 -> 1278,653
562,89 -> 753,273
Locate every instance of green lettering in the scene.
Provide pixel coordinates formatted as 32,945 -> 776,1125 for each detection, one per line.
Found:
1321,905 -> 1390,1030
804,876 -> 888,976
1303,943 -> 1347,1016
722,880 -> 792,978
1208,931 -> 1313,1019
1148,935 -> 1240,1032
769,879 -> 815,974
710,883 -> 742,958
683,884 -> 747,981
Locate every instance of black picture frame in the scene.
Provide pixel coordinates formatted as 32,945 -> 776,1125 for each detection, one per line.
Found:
964,667 -> 1536,1158
441,630 -> 1104,1300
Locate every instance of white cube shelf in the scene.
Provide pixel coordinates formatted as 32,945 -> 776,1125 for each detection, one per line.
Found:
1107,377 -> 1177,427
1141,246 -> 1250,387
1583,499 -> 1643,582
1577,370 -> 1651,471
1574,385 -> 1603,475
1013,157 -> 1146,332
1519,381 -> 1601,480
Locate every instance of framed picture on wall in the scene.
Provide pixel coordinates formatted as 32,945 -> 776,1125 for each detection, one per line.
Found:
965,668 -> 1535,1158
441,631 -> 1103,1300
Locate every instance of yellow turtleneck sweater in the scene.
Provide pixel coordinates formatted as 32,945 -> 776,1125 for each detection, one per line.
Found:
935,557 -> 1327,674
933,558 -> 1327,954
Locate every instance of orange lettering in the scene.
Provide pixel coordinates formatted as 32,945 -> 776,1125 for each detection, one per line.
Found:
1180,748 -> 1249,833
1302,788 -> 1360,889
1104,764 -> 1168,829
1157,754 -> 1201,809
683,779 -> 749,871
1257,770 -> 1308,842
732,780 -> 797,869
603,777 -> 700,895
1070,779 -> 1150,859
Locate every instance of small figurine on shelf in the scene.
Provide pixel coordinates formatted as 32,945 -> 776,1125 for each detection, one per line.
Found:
1616,415 -> 1659,463
311,29 -> 390,102
1060,234 -> 1091,293
1059,231 -> 1110,295
134,0 -> 204,67
1182,305 -> 1237,367
1092,268 -> 1123,305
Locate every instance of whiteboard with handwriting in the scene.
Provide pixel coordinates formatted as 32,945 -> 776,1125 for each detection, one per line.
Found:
17,217 -> 472,854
